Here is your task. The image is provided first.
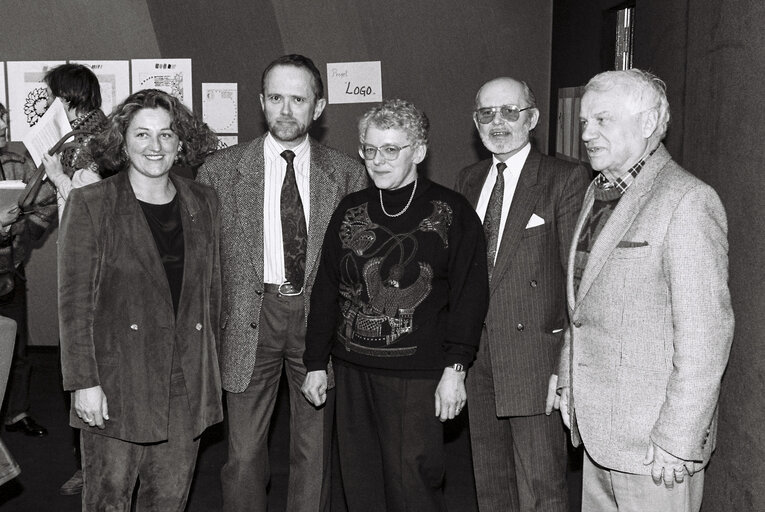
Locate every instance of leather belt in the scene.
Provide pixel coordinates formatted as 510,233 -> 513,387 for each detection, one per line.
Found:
263,282 -> 304,296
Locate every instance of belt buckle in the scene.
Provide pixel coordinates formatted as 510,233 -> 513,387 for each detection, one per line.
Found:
278,282 -> 303,297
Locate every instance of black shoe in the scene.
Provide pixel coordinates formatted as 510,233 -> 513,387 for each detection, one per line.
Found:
5,416 -> 48,437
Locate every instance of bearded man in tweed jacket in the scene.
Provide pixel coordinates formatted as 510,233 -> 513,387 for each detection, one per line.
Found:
197,55 -> 366,512
551,69 -> 734,512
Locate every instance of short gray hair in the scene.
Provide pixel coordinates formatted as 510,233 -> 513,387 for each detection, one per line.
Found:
358,98 -> 429,146
585,69 -> 670,140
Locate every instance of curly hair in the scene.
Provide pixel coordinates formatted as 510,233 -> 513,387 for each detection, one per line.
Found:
91,89 -> 218,174
358,99 -> 429,147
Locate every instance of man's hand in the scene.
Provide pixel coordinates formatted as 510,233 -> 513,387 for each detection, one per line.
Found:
434,367 -> 466,422
74,385 -> 109,429
301,370 -> 328,407
545,374 -> 560,415
643,441 -> 702,487
557,385 -> 571,429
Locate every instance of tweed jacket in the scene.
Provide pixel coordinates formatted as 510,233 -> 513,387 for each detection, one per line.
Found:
456,148 -> 590,415
59,171 -> 223,443
558,144 -> 734,474
197,135 -> 367,393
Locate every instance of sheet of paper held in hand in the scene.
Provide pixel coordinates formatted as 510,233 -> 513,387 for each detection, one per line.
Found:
0,181 -> 26,214
22,98 -> 72,168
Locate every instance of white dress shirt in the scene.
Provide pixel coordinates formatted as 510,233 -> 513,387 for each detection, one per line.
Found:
475,142 -> 531,265
263,133 -> 311,284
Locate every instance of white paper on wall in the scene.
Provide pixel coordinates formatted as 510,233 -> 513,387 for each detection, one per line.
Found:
6,61 -> 66,141
71,60 -> 130,116
131,59 -> 193,110
0,63 -> 7,113
326,61 -> 382,104
202,83 -> 238,133
217,135 -> 238,148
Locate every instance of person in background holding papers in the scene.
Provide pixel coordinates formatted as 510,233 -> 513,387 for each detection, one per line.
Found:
0,102 -> 57,438
40,63 -> 110,217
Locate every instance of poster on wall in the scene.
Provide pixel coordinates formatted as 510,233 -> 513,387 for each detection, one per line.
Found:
326,61 -> 382,104
6,61 -> 66,141
202,83 -> 238,133
556,86 -> 587,164
217,135 -> 238,148
0,63 -> 6,113
131,58 -> 193,109
71,60 -> 130,115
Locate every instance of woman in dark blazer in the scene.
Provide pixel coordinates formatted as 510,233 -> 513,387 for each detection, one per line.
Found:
58,89 -> 222,511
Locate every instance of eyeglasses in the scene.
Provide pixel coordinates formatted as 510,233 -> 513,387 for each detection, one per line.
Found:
474,105 -> 534,124
359,144 -> 411,161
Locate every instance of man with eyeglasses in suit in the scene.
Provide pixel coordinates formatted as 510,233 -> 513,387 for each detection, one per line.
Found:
454,77 -> 590,512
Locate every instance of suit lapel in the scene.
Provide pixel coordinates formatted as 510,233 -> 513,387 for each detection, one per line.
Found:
463,159 -> 492,208
173,175 -> 205,322
113,172 -> 172,307
233,137 -> 266,282
574,146 -> 670,305
305,139 -> 339,283
490,150 -> 543,294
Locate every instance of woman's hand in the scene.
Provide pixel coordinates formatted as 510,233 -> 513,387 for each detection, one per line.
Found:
42,153 -> 65,183
435,367 -> 467,422
74,385 -> 109,429
301,370 -> 328,407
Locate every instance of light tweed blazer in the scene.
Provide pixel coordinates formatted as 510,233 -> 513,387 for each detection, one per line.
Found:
197,135 -> 366,393
558,144 -> 734,474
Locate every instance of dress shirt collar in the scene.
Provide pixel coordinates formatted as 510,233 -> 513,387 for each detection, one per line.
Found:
264,132 -> 310,166
595,146 -> 658,195
492,142 -> 531,176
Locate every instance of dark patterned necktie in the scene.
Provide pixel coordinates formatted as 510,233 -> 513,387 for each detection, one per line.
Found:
280,150 -> 307,287
483,162 -> 507,278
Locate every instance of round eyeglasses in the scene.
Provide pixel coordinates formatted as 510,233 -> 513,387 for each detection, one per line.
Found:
359,144 -> 411,161
474,105 -> 534,124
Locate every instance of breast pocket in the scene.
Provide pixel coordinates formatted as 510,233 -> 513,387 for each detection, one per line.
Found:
611,245 -> 651,259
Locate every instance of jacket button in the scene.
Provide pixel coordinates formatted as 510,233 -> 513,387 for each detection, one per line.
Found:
573,320 -> 582,328
130,324 -> 138,331
530,280 -> 538,287
516,323 -> 524,331
250,322 -> 257,329
195,323 -> 203,331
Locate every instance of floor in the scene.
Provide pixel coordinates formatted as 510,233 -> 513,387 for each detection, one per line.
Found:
0,348 -> 582,511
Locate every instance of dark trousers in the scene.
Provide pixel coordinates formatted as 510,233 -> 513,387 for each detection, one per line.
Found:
221,291 -> 328,512
467,341 -> 568,512
0,268 -> 30,423
335,364 -> 446,512
80,369 -> 199,512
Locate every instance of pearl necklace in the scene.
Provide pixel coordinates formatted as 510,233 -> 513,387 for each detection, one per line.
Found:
380,179 -> 417,218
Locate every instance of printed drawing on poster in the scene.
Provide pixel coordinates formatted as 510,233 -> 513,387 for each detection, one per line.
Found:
131,59 -> 193,110
6,61 -> 66,141
216,135 -> 238,149
202,83 -> 238,133
71,60 -> 130,115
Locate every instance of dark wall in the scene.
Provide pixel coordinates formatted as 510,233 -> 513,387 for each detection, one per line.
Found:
145,0 -> 553,186
552,1 -> 765,510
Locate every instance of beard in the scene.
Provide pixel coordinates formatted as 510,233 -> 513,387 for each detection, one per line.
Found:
267,116 -> 308,144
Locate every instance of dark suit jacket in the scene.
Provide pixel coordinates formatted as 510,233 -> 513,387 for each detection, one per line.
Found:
59,171 -> 223,443
455,148 -> 590,416
197,135 -> 367,393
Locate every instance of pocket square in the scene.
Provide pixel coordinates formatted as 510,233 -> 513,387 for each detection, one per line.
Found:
526,213 -> 545,229
617,240 -> 649,248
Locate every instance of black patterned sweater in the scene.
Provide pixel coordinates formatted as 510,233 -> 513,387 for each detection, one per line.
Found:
304,178 -> 489,378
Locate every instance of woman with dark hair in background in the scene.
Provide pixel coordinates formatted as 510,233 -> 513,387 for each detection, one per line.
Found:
58,89 -> 222,510
0,102 -> 58,439
40,63 -> 110,217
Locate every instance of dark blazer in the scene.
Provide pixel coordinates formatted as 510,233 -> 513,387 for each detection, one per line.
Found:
59,171 -> 223,443
197,135 -> 367,393
455,148 -> 590,415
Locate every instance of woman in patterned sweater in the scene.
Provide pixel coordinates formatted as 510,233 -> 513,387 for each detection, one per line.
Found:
303,99 -> 489,512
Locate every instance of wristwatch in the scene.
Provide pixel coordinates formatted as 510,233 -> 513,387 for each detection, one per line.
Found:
447,363 -> 465,372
